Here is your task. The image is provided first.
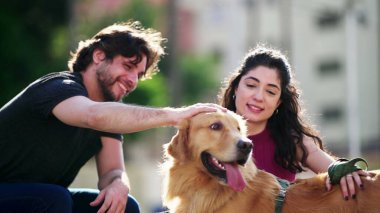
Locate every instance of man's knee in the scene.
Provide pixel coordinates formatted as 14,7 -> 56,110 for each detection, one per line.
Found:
0,183 -> 72,213
46,184 -> 73,206
126,195 -> 140,213
37,184 -> 73,212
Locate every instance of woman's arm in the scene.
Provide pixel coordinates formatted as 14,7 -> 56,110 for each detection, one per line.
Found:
299,136 -> 335,174
297,135 -> 367,200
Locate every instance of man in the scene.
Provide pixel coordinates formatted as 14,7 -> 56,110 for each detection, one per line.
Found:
0,21 -> 223,212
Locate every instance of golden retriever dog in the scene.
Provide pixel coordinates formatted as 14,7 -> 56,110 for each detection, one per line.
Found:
161,110 -> 380,213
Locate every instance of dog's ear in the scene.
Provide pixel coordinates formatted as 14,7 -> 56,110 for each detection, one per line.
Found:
166,119 -> 190,161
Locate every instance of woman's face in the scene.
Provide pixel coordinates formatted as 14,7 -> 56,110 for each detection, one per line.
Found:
234,65 -> 282,125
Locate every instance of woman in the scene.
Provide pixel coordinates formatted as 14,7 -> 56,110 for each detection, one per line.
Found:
218,45 -> 369,200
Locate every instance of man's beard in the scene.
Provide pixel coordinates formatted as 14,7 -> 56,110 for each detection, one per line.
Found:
98,78 -> 118,102
96,63 -> 120,102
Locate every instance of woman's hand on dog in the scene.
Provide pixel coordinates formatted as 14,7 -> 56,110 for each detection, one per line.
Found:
326,169 -> 373,200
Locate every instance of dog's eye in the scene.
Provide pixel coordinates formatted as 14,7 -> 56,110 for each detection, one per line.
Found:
209,122 -> 223,130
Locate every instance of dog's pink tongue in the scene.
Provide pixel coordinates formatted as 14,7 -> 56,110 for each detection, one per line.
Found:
224,163 -> 246,192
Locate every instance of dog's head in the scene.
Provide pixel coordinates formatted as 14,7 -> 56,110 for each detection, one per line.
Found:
165,109 -> 253,192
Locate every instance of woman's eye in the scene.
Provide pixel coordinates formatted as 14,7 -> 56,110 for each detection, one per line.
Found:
209,122 -> 223,130
246,84 -> 256,88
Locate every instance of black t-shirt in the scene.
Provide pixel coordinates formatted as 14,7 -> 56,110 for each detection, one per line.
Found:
0,71 -> 122,187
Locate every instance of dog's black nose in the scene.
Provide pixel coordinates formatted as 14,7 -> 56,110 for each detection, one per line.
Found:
237,139 -> 252,154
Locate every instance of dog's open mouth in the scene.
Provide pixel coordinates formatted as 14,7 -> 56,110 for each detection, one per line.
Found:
201,152 -> 247,192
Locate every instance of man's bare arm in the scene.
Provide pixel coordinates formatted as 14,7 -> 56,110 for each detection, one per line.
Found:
52,96 -> 224,133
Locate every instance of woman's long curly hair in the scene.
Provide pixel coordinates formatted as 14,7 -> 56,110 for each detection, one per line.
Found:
218,45 -> 323,173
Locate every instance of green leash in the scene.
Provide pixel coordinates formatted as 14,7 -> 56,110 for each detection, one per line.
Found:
328,157 -> 368,185
275,178 -> 289,213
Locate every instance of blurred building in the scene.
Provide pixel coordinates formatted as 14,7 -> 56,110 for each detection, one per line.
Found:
176,0 -> 380,155
291,0 -> 379,156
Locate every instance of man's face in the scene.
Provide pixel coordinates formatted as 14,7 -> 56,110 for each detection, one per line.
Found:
95,54 -> 147,102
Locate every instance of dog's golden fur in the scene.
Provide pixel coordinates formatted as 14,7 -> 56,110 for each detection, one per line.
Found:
161,110 -> 380,213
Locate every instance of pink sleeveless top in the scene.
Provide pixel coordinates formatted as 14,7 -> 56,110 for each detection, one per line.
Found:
249,127 -> 296,182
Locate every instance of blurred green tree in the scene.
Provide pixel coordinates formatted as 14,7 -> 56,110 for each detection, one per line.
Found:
180,54 -> 219,105
0,0 -> 70,105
